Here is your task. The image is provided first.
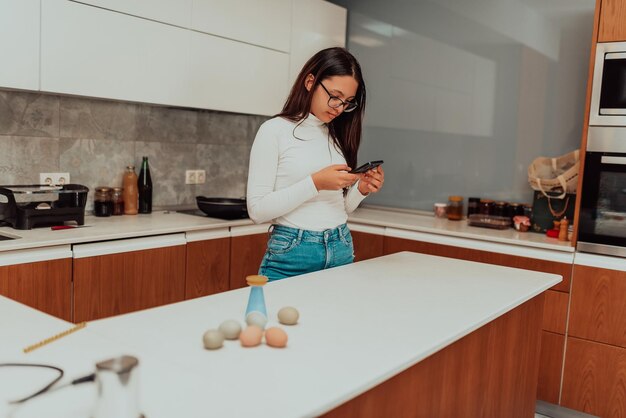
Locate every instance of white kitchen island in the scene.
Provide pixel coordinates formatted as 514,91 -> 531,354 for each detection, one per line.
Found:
0,252 -> 560,418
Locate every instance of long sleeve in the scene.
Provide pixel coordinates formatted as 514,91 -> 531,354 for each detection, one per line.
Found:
344,179 -> 368,213
246,125 -> 319,224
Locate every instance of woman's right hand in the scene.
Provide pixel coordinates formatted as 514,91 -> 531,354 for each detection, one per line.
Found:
312,164 -> 359,191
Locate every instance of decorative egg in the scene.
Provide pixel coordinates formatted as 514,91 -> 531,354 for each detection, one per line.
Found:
246,311 -> 268,329
278,307 -> 299,325
202,329 -> 225,350
219,319 -> 242,340
240,326 -> 263,347
265,327 -> 288,348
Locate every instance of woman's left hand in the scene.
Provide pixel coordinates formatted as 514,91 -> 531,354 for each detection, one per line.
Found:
357,166 -> 385,195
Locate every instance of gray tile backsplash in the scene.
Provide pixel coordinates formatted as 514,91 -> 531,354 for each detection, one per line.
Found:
0,88 -> 268,209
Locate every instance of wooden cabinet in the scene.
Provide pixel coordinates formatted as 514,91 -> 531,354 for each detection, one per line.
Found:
0,0 -> 40,90
229,225 -> 270,290
185,230 -> 231,299
73,235 -> 186,322
349,224 -> 385,262
542,290 -> 569,334
561,337 -> 626,417
0,246 -> 72,321
538,331 -> 566,404
569,263 -> 626,348
598,0 -> 626,42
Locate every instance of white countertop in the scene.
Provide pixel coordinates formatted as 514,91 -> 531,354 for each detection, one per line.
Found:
1,252 -> 561,418
0,205 -> 574,256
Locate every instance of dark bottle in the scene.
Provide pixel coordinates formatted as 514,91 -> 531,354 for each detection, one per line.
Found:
138,156 -> 153,214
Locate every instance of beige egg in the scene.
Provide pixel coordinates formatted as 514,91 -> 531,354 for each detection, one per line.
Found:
202,329 -> 225,350
265,327 -> 288,348
239,326 -> 263,347
246,311 -> 268,329
278,306 -> 299,325
218,319 -> 242,340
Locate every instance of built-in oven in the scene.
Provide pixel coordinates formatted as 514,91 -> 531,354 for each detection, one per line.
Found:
590,41 -> 626,126
578,127 -> 626,257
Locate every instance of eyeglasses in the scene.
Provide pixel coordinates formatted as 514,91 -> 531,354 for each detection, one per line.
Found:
319,82 -> 358,113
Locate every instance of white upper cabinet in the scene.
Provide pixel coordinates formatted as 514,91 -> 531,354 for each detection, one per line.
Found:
289,0 -> 347,84
0,0 -> 40,90
75,0 -> 192,27
191,0 -> 291,52
189,32 -> 289,116
41,0 -> 192,107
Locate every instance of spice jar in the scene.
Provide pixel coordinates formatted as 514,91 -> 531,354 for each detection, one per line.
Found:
434,203 -> 447,218
111,187 -> 124,216
467,197 -> 480,217
493,201 -> 509,217
447,196 -> 464,221
479,199 -> 494,215
94,187 -> 113,217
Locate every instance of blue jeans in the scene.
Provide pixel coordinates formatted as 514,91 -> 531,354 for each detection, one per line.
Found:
258,223 -> 355,281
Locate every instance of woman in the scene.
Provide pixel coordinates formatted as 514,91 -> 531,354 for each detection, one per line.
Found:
247,47 -> 384,281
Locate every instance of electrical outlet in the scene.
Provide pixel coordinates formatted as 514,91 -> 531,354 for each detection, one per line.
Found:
185,170 -> 197,185
196,170 -> 206,184
40,172 -> 70,186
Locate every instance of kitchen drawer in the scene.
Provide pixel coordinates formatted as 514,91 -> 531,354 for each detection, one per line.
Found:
542,290 -> 569,334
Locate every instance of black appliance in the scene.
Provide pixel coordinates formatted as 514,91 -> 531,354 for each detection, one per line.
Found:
0,184 -> 89,230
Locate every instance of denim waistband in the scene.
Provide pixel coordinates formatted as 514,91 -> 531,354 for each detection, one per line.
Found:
269,223 -> 350,243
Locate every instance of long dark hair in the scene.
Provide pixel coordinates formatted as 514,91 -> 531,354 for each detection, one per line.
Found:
276,47 -> 366,170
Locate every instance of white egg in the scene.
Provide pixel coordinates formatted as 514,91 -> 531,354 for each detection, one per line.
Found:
202,329 -> 225,350
218,319 -> 242,340
245,311 -> 268,329
278,307 -> 299,325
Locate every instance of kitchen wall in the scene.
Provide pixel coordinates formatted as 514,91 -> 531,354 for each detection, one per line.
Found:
0,88 -> 268,209
330,0 -> 594,210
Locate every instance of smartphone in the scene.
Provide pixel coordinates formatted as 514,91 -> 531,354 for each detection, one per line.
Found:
349,160 -> 384,174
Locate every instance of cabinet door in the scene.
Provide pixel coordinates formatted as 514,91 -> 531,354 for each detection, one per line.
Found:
349,225 -> 384,262
185,230 -> 230,299
230,226 -> 269,289
542,290 -> 569,334
383,236 -> 573,292
192,0 -> 291,52
189,31 -> 289,116
569,264 -> 626,348
41,0 -> 192,108
76,0 -> 192,27
537,331 -> 565,404
0,0 -> 39,90
561,336 -> 626,417
598,0 -> 626,42
0,247 -> 72,321
73,235 -> 186,322
289,0 -> 347,85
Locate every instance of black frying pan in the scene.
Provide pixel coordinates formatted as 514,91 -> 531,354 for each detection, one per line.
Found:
196,196 -> 248,220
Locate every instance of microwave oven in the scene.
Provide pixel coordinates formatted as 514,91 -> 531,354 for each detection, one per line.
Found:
589,41 -> 626,126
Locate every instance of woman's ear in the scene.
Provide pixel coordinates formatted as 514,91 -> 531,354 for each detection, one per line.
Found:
304,74 -> 315,92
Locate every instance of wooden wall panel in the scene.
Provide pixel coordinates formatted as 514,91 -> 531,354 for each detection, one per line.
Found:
561,336 -> 626,417
537,331 -> 565,404
185,238 -> 230,299
543,290 -> 569,334
599,0 -> 626,42
383,237 -> 572,292
230,233 -> 268,290
74,245 -> 186,322
351,231 -> 384,262
323,295 -> 544,418
0,259 -> 72,321
569,264 -> 626,348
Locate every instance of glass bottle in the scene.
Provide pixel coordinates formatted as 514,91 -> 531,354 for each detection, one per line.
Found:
138,156 -> 152,214
123,166 -> 138,215
111,187 -> 124,216
467,197 -> 480,217
94,187 -> 113,217
447,196 -> 464,221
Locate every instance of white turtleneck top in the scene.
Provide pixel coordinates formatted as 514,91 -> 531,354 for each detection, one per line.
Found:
246,113 -> 367,231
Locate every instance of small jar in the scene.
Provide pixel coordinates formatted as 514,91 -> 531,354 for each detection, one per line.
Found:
493,201 -> 509,217
447,196 -> 464,221
467,197 -> 480,217
523,204 -> 533,219
479,199 -> 494,215
434,203 -> 447,218
94,187 -> 114,217
111,187 -> 124,216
